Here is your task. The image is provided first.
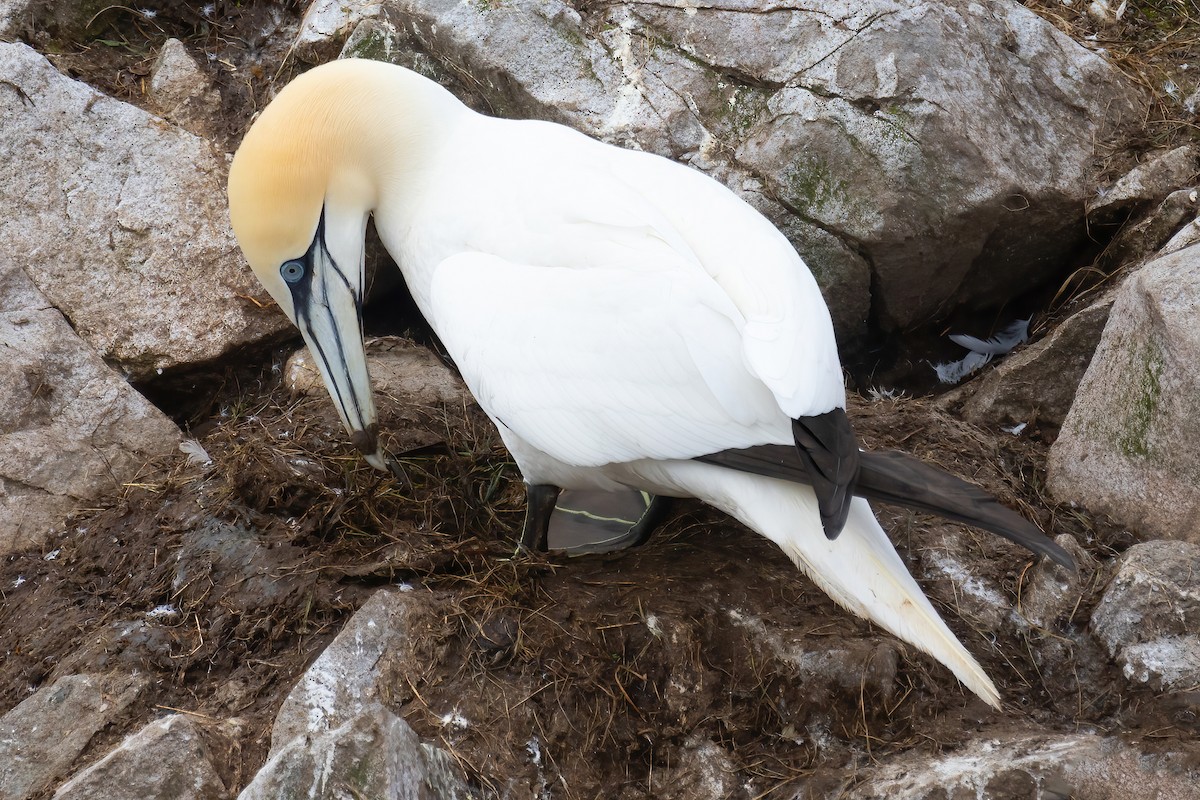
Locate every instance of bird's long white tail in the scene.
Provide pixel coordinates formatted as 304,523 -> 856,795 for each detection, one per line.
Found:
632,460 -> 1001,708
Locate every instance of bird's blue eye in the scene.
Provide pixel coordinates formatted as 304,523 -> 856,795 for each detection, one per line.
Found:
280,260 -> 305,284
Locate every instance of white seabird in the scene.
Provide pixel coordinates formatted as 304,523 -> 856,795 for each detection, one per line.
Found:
228,59 -> 1071,708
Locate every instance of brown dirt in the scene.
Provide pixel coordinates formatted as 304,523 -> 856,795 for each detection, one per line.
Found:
2,1 -> 1199,798
1,369 -> 1190,798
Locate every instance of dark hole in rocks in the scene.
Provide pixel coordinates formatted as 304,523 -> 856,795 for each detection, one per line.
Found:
845,206 -> 1129,396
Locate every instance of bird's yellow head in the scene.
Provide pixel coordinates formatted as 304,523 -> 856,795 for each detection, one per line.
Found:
227,59 -> 420,469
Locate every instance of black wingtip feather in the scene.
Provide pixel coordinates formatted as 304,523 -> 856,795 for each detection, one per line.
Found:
695,444 -> 1075,570
857,450 -> 1076,570
791,411 -> 860,540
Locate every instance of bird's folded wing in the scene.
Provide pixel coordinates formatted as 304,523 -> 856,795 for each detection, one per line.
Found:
455,136 -> 847,420
427,251 -> 791,467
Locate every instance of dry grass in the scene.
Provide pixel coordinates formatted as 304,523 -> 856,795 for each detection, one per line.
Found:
1025,0 -> 1200,152
0,354 -> 1177,798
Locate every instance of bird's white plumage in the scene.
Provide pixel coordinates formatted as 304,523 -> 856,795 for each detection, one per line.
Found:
430,253 -> 789,470
229,60 -> 1002,707
375,114 -> 846,425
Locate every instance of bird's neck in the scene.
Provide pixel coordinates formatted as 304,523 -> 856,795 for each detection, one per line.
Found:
336,68 -> 467,217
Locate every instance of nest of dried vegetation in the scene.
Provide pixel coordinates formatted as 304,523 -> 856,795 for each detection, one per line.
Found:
1,361 -> 1175,798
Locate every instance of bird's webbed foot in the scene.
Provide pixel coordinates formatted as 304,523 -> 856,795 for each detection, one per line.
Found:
517,483 -> 561,553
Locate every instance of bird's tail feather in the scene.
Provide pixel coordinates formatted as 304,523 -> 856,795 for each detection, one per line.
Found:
634,461 -> 1001,708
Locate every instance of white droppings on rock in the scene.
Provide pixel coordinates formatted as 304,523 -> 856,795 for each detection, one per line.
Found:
601,9 -> 648,141
301,662 -> 342,735
1091,542 -> 1200,691
1120,636 -> 1200,687
928,553 -> 1009,611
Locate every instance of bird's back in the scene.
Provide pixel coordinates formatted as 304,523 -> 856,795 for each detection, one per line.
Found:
384,112 -> 846,424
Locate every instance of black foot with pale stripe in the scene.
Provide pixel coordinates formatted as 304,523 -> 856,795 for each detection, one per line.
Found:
518,483 -> 561,552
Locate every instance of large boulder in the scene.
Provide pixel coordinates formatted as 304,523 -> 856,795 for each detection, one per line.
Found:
240,704 -> 470,800
0,673 -> 147,800
53,714 -> 231,800
266,589 -> 421,755
330,0 -> 1142,341
243,589 -> 472,799
0,42 -> 288,380
0,302 -> 181,555
1048,244 -> 1200,541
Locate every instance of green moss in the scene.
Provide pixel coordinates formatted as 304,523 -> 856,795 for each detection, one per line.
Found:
555,22 -> 585,49
1115,339 -> 1165,459
876,103 -> 918,145
783,155 -> 850,215
344,749 -> 384,791
712,86 -> 769,138
344,28 -> 391,62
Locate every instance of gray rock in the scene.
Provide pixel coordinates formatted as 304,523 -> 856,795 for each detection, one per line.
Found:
268,589 -> 419,756
1100,186 -> 1200,269
341,14 -> 408,64
0,305 -> 181,555
0,43 -> 288,379
0,673 -> 147,800
241,704 -> 471,800
0,0 -> 21,35
1159,211 -> 1200,256
1048,244 -> 1200,541
53,714 -> 230,800
957,295 -> 1114,429
247,589 -> 476,797
723,0 -> 1142,329
1088,145 -> 1200,219
773,217 -> 872,345
148,39 -> 222,138
848,728 -> 1200,799
341,0 -> 1140,340
1091,541 -> 1200,692
1017,535 -> 1095,630
296,0 -> 384,61
286,336 -> 469,409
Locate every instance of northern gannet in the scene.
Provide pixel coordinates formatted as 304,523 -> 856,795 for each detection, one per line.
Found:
228,59 -> 1071,708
